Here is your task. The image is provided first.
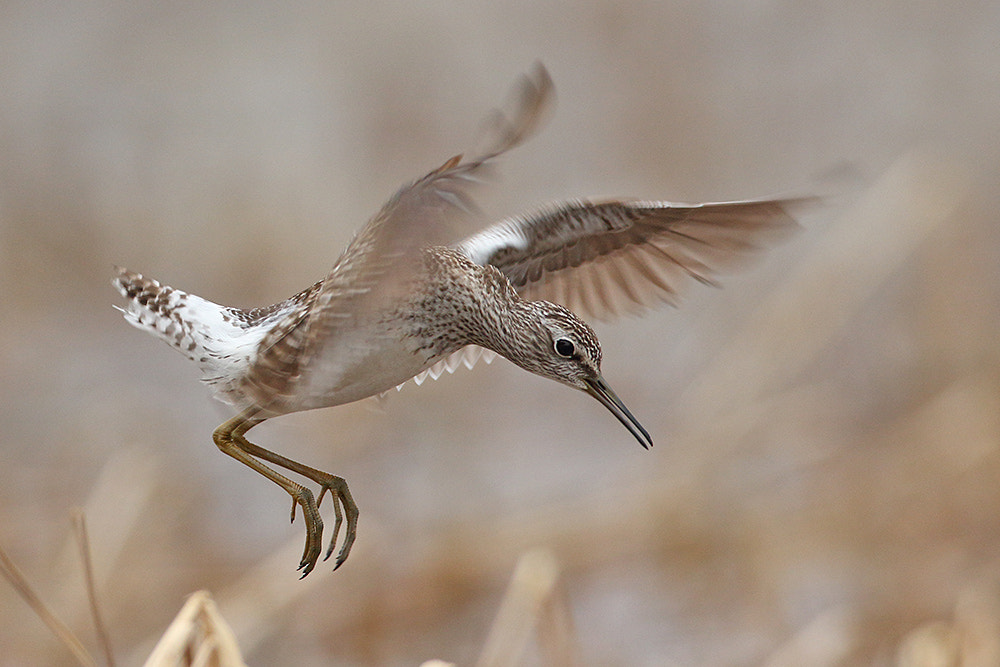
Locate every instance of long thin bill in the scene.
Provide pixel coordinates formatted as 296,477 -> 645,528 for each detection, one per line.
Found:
583,376 -> 653,449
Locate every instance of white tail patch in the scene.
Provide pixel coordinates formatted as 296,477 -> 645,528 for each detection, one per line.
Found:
112,268 -> 270,404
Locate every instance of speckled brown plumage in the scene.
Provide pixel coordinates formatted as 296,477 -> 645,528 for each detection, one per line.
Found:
112,63 -> 803,576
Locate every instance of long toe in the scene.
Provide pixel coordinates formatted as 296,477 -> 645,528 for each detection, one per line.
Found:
332,489 -> 359,570
323,492 -> 345,562
293,488 -> 324,577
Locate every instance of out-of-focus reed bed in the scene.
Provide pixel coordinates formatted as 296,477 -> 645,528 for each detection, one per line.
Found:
3,529 -> 576,666
4,3 -> 1000,665
4,150 -> 998,665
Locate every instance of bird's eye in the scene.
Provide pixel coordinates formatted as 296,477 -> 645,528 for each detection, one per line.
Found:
554,338 -> 575,358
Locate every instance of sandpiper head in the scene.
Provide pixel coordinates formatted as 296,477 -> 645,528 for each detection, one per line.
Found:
517,301 -> 652,449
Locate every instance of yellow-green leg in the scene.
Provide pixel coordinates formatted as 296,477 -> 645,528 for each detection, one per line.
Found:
212,408 -> 358,576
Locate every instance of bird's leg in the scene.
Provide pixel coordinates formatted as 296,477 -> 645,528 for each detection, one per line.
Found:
237,432 -> 358,570
213,409 -> 356,576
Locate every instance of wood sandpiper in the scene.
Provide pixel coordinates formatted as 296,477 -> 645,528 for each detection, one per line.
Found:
113,64 -> 804,576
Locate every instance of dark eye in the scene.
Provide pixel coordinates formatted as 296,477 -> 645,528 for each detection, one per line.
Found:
554,338 -> 575,358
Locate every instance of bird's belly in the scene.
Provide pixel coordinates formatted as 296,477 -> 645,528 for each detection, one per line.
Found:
292,331 -> 440,411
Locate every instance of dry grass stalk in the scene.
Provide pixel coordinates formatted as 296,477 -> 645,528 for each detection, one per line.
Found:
72,509 -> 116,667
534,578 -> 580,667
476,548 -> 578,667
143,590 -> 247,667
196,536 -> 341,660
57,448 -> 161,593
896,582 -> 1000,667
0,541 -> 98,667
762,606 -> 858,667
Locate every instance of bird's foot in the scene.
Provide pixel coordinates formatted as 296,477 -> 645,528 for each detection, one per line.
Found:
314,474 -> 359,570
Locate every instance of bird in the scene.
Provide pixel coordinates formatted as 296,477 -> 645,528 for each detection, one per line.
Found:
113,64 -> 805,576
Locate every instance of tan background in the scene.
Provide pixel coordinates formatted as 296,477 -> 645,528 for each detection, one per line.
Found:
1,1 -> 999,665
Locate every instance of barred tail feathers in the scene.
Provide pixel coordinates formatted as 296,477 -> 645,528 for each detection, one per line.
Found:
112,267 -> 252,367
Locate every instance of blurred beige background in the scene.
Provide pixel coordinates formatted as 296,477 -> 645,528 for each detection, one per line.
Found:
2,1 -> 999,665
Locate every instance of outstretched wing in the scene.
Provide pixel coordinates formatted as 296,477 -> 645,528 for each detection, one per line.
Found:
240,64 -> 554,409
454,197 -> 808,320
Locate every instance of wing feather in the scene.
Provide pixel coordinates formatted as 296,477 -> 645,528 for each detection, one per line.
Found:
405,345 -> 497,389
243,65 -> 554,408
455,197 -> 807,320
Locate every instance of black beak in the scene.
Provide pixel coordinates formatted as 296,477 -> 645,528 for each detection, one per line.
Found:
583,376 -> 652,449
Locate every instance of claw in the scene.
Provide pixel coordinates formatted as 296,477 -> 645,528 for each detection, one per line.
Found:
289,486 -> 323,577
332,525 -> 356,570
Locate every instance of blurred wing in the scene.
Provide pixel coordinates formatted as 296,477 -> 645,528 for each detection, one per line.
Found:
241,64 -> 554,406
454,197 -> 808,320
